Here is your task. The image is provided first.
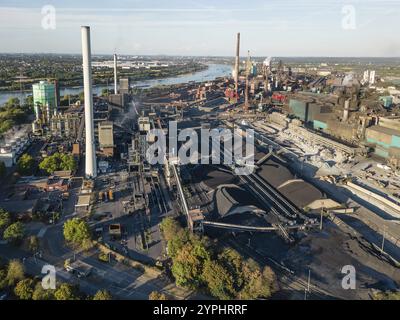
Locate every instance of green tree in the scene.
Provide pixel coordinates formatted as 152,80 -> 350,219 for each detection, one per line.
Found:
23,96 -> 34,111
4,97 -> 20,108
167,229 -> 190,259
59,153 -> 77,172
14,278 -> 34,300
171,242 -> 209,289
54,283 -> 79,300
3,222 -> 25,243
201,260 -> 235,300
0,269 -> 6,290
27,235 -> 39,252
16,154 -> 35,176
98,252 -> 109,262
238,261 -> 277,299
100,88 -> 109,97
6,259 -> 25,286
373,290 -> 400,300
32,282 -> 54,300
0,119 -> 13,135
63,218 -> 91,246
39,152 -> 76,174
218,248 -> 245,290
0,161 -> 6,178
93,289 -> 112,300
0,209 -> 11,230
160,217 -> 182,242
149,291 -> 168,300
39,156 -> 58,175
78,91 -> 85,102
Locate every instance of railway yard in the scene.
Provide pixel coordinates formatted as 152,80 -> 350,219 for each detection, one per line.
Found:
2,56 -> 400,300
132,89 -> 400,299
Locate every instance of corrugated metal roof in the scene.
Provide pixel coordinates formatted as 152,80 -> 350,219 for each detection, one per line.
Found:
367,125 -> 400,137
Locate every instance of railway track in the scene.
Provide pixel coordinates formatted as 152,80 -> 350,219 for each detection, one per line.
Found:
224,238 -> 340,300
147,175 -> 168,215
218,140 -> 304,225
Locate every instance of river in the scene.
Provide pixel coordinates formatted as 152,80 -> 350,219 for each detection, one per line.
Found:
0,63 -> 232,105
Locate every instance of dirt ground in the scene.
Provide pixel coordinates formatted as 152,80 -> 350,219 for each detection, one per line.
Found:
230,219 -> 400,300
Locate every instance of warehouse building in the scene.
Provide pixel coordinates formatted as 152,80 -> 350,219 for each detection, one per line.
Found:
365,125 -> 400,160
119,78 -> 130,95
98,121 -> 114,157
288,98 -> 332,124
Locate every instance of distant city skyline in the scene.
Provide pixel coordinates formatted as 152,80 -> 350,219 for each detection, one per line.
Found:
1,0 -> 400,57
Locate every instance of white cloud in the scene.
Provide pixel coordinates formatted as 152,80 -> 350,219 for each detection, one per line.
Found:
0,3 -> 399,56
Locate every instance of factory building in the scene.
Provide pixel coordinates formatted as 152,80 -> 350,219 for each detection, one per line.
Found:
98,121 -> 114,157
365,120 -> 400,163
32,80 -> 59,120
0,125 -> 32,167
312,113 -> 361,142
378,116 -> 400,130
49,113 -> 81,138
108,93 -> 128,109
288,98 -> 332,124
198,97 -> 228,112
289,98 -> 311,122
379,96 -> 393,108
119,78 -> 130,95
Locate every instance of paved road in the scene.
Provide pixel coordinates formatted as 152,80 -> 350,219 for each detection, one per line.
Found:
1,218 -> 190,300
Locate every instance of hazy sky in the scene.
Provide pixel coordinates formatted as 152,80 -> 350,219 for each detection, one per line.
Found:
0,0 -> 399,56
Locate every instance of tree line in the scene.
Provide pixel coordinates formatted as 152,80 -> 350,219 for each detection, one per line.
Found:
0,97 -> 33,137
0,258 -> 111,300
160,217 -> 278,300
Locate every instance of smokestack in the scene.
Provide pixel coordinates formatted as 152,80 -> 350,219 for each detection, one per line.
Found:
234,32 -> 240,96
81,26 -> 97,178
244,50 -> 250,112
113,53 -> 118,94
343,99 -> 350,122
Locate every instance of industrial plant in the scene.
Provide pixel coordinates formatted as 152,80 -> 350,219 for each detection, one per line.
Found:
0,21 -> 400,303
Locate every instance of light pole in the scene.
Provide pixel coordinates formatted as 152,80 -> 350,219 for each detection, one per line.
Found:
381,226 -> 386,254
320,207 -> 325,230
304,269 -> 311,300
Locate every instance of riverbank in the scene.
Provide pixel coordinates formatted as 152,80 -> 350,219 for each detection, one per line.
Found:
0,62 -> 207,93
0,63 -> 232,105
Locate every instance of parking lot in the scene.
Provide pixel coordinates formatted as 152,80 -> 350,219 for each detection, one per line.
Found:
88,167 -> 169,264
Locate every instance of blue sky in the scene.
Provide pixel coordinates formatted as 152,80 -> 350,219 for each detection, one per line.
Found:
0,0 -> 399,56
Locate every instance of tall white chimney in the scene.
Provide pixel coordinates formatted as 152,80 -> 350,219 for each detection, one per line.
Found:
113,53 -> 118,94
369,70 -> 376,85
343,99 -> 350,122
81,26 -> 97,178
234,32 -> 240,96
